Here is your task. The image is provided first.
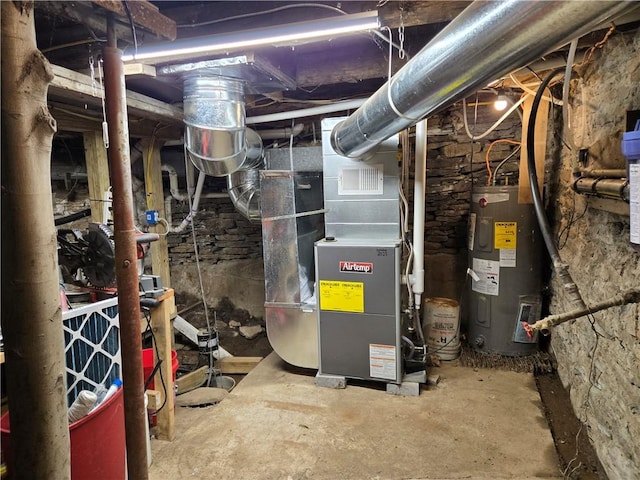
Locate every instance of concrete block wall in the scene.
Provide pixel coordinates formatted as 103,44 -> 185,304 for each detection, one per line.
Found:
547,32 -> 640,479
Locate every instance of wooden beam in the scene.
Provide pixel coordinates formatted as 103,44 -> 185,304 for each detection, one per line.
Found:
216,356 -> 263,375
296,45 -> 398,87
92,0 -> 177,40
379,1 -> 470,28
518,95 -> 549,204
83,131 -> 111,223
141,137 -> 171,288
151,288 -> 176,441
50,104 -> 183,140
175,366 -> 208,395
50,64 -> 183,124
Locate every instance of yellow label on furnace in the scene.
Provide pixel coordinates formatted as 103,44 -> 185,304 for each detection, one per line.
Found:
494,221 -> 517,249
319,280 -> 364,313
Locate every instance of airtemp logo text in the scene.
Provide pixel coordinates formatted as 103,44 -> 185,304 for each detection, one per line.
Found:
340,261 -> 373,274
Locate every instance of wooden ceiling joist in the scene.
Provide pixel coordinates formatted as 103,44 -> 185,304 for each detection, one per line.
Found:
92,0 -> 177,41
50,64 -> 183,124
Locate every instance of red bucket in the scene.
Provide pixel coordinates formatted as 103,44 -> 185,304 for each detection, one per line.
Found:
142,348 -> 178,390
1,387 -> 125,479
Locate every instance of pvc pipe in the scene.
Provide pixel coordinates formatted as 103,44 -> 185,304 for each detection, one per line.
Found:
246,98 -> 366,125
161,164 -> 228,202
171,171 -> 206,233
411,120 -> 427,313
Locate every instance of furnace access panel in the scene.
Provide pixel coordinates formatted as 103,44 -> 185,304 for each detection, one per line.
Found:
315,239 -> 401,383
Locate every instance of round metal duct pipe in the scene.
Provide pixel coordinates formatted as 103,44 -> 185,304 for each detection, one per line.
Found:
331,0 -> 632,159
227,167 -> 262,222
184,75 -> 261,176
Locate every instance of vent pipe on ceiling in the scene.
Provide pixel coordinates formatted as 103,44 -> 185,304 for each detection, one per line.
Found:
331,0 -> 633,159
183,74 -> 264,222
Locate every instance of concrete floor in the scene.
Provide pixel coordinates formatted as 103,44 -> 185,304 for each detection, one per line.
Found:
149,353 -> 561,480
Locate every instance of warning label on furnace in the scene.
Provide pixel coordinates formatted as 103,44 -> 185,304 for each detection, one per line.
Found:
494,221 -> 517,249
369,344 -> 397,380
319,280 -> 364,313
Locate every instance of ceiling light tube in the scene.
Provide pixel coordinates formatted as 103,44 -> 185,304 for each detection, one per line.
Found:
122,11 -> 379,64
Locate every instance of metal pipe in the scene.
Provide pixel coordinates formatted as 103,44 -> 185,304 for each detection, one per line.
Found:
331,0 -> 631,159
579,168 -> 628,178
573,177 -> 630,201
103,17 -> 148,479
527,288 -> 640,336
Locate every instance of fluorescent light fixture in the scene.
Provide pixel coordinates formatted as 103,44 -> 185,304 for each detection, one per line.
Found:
122,11 -> 379,64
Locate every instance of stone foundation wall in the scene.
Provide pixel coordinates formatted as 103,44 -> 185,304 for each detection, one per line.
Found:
547,32 -> 640,479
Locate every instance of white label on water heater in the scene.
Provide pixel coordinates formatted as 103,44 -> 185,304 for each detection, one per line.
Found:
499,248 -> 517,267
630,163 -> 640,245
369,344 -> 397,380
468,213 -> 477,251
471,258 -> 500,296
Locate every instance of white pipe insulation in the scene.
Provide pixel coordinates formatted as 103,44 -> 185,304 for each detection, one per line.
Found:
411,120 -> 427,312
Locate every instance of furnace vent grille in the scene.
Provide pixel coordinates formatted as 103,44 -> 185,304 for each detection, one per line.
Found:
338,164 -> 384,195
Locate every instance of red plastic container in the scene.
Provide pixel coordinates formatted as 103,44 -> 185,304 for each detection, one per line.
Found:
1,387 -> 125,479
142,348 -> 178,389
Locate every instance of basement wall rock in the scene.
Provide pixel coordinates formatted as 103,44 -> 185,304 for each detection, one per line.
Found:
547,31 -> 640,479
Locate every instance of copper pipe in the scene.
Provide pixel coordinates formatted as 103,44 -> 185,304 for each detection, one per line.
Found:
103,16 -> 148,479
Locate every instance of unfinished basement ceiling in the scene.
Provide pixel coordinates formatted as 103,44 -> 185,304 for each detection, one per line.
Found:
34,1 -> 467,123
33,1 -> 640,134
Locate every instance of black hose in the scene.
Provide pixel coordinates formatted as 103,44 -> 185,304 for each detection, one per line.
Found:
54,208 -> 92,226
527,68 -> 586,312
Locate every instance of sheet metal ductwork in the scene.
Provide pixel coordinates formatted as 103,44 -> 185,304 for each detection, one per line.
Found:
331,0 -> 632,159
183,74 -> 264,222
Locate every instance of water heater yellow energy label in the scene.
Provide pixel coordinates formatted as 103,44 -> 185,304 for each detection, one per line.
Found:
494,221 -> 517,249
319,280 -> 364,313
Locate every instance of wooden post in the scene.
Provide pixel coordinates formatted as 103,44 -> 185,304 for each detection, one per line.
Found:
83,130 -> 111,223
151,288 -> 176,441
1,2 -> 71,478
141,138 -> 171,287
518,95 -> 550,204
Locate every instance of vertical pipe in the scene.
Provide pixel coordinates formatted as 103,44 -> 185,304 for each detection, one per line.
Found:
412,120 -> 427,313
103,16 -> 148,479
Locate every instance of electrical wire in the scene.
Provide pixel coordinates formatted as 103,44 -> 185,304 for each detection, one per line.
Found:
122,0 -> 138,55
177,3 -> 347,28
492,145 -> 522,186
484,139 -> 521,186
509,72 -> 563,105
183,145 -> 216,387
142,308 -> 168,414
462,95 -> 527,141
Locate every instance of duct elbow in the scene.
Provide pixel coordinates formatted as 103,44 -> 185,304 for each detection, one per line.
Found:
227,169 -> 261,223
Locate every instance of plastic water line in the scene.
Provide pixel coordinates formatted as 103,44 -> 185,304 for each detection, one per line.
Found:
526,67 -> 586,312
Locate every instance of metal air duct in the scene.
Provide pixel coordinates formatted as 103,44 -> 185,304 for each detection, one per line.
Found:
331,0 -> 632,159
183,74 -> 264,222
184,75 -> 262,176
